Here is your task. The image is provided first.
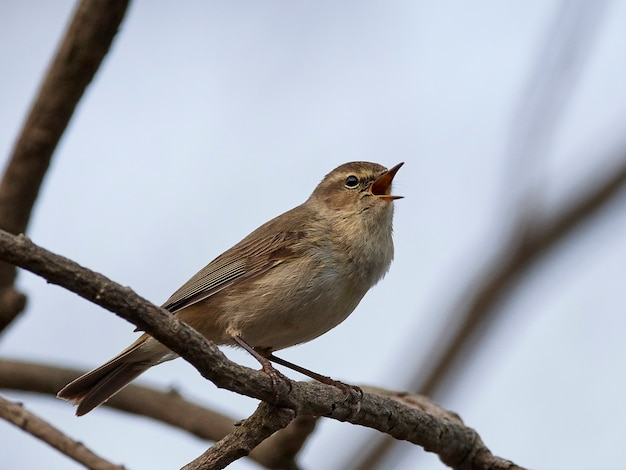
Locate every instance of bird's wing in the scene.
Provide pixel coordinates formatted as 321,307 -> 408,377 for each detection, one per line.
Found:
162,230 -> 305,313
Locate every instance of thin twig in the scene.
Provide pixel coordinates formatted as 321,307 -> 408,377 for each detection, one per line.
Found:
0,394 -> 124,470
0,0 -> 129,333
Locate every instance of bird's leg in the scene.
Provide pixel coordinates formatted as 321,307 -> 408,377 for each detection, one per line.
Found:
265,353 -> 334,384
231,335 -> 291,401
265,352 -> 363,400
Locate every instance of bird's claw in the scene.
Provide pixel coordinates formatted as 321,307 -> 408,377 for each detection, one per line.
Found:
261,362 -> 292,402
324,379 -> 363,418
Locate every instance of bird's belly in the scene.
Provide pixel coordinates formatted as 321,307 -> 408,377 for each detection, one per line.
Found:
247,301 -> 356,350
238,301 -> 359,351
225,265 -> 367,351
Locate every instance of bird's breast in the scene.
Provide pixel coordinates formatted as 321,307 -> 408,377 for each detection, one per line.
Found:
220,251 -> 370,350
204,211 -> 394,351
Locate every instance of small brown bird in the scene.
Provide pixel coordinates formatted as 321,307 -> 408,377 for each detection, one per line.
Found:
58,161 -> 403,415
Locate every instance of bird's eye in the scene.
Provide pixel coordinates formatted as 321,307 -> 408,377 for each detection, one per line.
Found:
344,175 -> 359,189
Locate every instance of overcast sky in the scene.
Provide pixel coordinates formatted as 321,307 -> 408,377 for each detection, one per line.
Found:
2,1 -> 626,469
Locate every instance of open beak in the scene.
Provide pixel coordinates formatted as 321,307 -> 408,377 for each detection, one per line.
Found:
370,162 -> 404,201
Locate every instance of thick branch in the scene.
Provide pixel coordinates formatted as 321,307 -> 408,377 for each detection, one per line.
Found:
0,0 -> 129,333
0,359 -> 237,439
0,230 -> 523,469
0,359 -> 307,469
0,395 -> 124,470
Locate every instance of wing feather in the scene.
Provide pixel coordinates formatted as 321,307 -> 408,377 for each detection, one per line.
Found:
162,230 -> 304,313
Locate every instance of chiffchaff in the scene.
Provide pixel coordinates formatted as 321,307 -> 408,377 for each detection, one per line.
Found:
58,161 -> 403,415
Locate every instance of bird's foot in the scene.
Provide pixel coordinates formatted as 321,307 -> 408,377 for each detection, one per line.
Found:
231,336 -> 292,402
327,379 -> 363,401
260,361 -> 292,403
264,352 -> 362,414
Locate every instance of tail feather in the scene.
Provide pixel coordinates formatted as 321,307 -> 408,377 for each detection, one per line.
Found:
57,336 -> 169,416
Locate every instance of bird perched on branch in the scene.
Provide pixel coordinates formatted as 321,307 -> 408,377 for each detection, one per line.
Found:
58,161 -> 403,415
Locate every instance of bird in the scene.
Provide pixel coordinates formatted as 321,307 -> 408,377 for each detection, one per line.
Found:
57,161 -> 403,415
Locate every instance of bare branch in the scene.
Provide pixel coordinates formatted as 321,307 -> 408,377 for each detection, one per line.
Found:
0,0 -> 129,333
0,230 -> 523,469
355,152 -> 626,470
0,394 -> 124,470
0,359 -> 237,440
0,358 -> 307,469
417,154 -> 626,398
353,2 -> 619,467
251,415 -> 317,470
507,0 -> 610,177
182,403 -> 295,470
363,388 -> 520,470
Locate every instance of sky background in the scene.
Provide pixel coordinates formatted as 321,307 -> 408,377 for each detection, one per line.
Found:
1,1 -> 626,469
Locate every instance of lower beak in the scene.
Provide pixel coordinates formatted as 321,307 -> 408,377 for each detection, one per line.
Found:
370,162 -> 404,200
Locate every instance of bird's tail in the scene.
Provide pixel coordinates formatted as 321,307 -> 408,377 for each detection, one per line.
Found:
57,335 -> 171,416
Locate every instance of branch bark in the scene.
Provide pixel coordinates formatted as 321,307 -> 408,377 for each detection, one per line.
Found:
0,0 -> 129,333
0,359 -> 310,469
0,395 -> 124,470
0,230 -> 523,469
0,359 -> 238,439
182,403 -> 295,470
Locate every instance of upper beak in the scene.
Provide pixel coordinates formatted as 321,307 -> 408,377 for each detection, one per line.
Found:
370,162 -> 404,201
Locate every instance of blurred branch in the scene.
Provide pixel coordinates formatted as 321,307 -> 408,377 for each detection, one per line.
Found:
416,0 -> 619,401
0,394 -> 124,470
252,415 -> 317,470
507,0 -> 610,175
356,150 -> 626,470
418,153 -> 626,397
182,402 -> 295,470
0,0 -> 129,333
0,230 -> 524,469
0,358 -> 310,469
0,359 -> 238,441
353,1 -> 615,467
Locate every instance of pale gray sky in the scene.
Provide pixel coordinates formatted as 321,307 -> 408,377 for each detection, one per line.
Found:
1,1 -> 626,469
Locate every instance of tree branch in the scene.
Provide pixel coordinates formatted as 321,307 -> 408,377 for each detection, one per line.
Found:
0,359 -> 237,439
0,358 -> 309,469
355,153 -> 626,470
0,229 -> 523,469
417,154 -> 626,397
182,402 -> 295,470
0,394 -> 124,470
0,0 -> 129,333
251,415 -> 317,470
